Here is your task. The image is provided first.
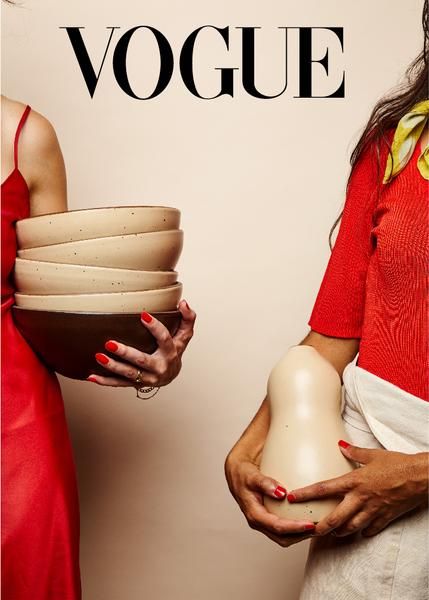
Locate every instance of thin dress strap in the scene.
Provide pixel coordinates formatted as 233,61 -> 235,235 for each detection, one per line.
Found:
13,105 -> 31,169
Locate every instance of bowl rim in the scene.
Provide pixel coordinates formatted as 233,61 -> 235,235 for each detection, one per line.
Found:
14,282 -> 183,300
14,257 -> 178,276
11,306 -> 182,317
18,228 -> 184,251
16,205 -> 180,225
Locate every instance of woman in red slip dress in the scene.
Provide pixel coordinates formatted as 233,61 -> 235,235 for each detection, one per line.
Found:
1,97 -> 196,599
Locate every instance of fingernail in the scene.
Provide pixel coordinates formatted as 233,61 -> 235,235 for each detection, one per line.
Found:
141,311 -> 152,323
87,376 -> 97,383
273,486 -> 287,498
185,300 -> 190,309
287,493 -> 296,503
105,341 -> 118,352
95,353 -> 109,365
338,440 -> 350,448
304,524 -> 316,531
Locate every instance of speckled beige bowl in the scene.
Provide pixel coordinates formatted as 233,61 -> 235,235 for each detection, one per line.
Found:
14,258 -> 178,295
16,206 -> 181,249
17,230 -> 183,271
15,283 -> 182,313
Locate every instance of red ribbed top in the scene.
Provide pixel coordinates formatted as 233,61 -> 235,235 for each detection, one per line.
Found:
308,128 -> 428,401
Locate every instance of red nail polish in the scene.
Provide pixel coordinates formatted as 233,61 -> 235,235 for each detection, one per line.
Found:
141,311 -> 152,323
87,376 -> 97,383
185,301 -> 190,309
287,493 -> 296,503
304,524 -> 316,531
274,486 -> 287,498
95,353 -> 109,365
105,341 -> 118,352
338,439 -> 350,449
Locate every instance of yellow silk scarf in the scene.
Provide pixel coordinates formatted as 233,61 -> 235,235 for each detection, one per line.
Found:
383,99 -> 429,183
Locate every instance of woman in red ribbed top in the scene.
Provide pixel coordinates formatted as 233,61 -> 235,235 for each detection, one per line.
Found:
308,121 -> 428,401
225,2 -> 429,597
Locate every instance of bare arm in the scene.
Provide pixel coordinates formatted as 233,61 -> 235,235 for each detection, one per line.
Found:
18,108 -> 67,216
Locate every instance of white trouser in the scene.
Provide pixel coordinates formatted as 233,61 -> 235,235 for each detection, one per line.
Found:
298,356 -> 429,600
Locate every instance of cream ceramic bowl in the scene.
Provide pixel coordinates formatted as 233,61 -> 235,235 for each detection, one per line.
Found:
16,206 -> 181,249
18,230 -> 184,271
14,258 -> 178,295
14,283 -> 183,313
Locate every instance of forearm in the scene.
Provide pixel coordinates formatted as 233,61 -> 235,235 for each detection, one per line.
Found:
227,396 -> 270,464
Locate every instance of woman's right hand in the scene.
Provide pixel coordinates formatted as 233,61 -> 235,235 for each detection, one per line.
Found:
225,450 -> 317,547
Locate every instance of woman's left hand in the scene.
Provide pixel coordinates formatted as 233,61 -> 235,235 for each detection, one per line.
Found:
286,441 -> 429,538
87,299 -> 196,389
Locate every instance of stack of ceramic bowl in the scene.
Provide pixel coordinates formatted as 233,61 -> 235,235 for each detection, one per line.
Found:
12,206 -> 183,380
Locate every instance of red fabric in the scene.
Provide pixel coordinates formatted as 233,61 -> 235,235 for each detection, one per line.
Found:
1,106 -> 81,598
308,128 -> 428,401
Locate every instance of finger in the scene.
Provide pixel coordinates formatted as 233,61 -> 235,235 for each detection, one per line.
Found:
104,340 -> 160,375
178,299 -> 197,324
287,471 -> 356,503
332,509 -> 376,537
338,440 -> 381,465
87,373 -> 133,387
247,469 -> 288,500
173,300 -> 196,350
245,496 -> 317,536
94,353 -> 157,385
361,515 -> 392,537
313,496 -> 362,536
141,311 -> 177,355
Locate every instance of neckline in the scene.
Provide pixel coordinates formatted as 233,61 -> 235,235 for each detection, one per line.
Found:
1,167 -> 29,193
1,167 -> 18,187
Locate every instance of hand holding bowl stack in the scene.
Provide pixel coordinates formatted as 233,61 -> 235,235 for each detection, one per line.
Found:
12,206 -> 184,381
260,345 -> 356,524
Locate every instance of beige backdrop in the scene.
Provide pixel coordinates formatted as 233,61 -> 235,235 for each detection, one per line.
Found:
2,2 -> 422,599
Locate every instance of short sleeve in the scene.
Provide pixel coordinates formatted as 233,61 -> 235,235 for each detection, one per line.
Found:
308,140 -> 384,338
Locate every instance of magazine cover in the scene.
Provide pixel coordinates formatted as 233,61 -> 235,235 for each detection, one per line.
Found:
2,1 -> 428,599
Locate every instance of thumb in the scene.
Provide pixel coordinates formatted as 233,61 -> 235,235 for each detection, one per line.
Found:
249,469 -> 287,500
338,440 -> 377,464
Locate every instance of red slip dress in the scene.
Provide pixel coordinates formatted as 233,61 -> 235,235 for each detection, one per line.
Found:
1,106 -> 81,599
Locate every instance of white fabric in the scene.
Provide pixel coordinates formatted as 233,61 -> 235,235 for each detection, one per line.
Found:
341,355 -> 429,453
298,356 -> 429,600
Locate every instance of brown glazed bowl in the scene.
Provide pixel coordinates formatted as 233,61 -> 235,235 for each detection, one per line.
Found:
12,306 -> 182,381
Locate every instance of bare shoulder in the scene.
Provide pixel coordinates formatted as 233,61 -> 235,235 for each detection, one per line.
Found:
2,96 -> 60,162
22,107 -> 60,162
1,96 -> 66,213
1,95 -> 29,126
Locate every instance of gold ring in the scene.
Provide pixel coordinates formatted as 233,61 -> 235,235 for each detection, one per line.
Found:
135,370 -> 144,384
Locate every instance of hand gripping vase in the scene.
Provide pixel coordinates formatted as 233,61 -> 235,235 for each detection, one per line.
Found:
260,345 -> 356,523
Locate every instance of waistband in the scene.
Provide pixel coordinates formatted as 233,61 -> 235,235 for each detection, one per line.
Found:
342,355 -> 429,453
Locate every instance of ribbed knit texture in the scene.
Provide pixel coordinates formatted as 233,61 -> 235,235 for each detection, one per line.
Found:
308,128 -> 428,401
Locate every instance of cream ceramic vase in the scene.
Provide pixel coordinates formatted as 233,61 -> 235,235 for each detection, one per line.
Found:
260,345 -> 356,523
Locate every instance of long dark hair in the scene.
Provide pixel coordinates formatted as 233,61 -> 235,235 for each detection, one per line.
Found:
329,0 -> 429,249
